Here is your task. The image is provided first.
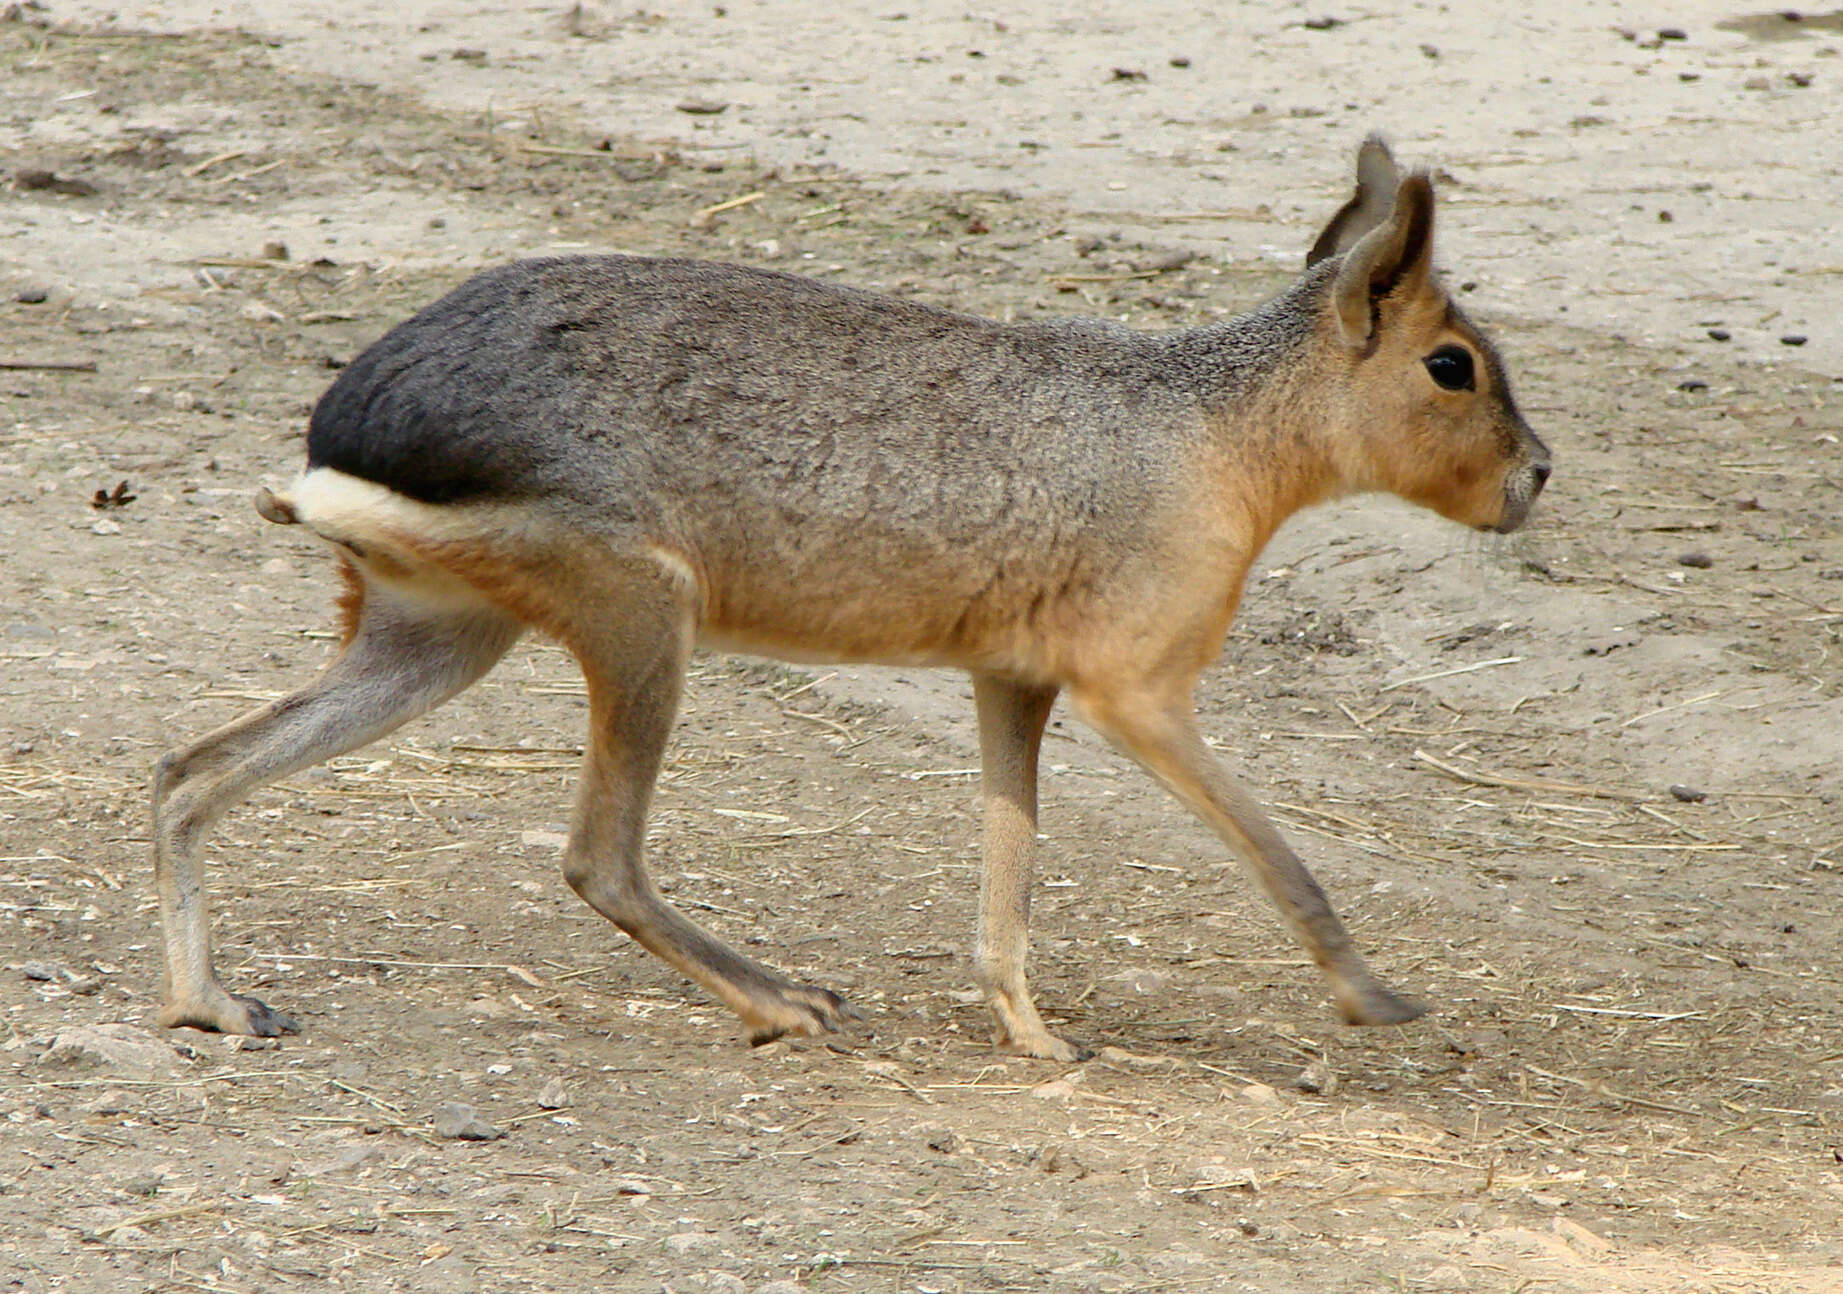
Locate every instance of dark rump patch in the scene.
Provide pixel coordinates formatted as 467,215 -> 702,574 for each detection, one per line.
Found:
306,260 -> 581,504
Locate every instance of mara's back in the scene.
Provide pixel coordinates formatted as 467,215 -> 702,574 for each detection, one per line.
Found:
308,256 -> 1206,517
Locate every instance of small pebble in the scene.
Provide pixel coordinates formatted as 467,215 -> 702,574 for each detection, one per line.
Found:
432,1101 -> 504,1141
15,287 -> 49,304
119,1172 -> 163,1198
1290,1063 -> 1336,1095
1677,379 -> 1708,392
85,1089 -> 135,1115
536,1076 -> 569,1109
1669,785 -> 1708,803
1658,26 -> 1688,40
662,1230 -> 721,1257
1780,334 -> 1808,346
924,1126 -> 962,1153
1706,328 -> 1730,341
1168,55 -> 1190,68
1677,551 -> 1713,568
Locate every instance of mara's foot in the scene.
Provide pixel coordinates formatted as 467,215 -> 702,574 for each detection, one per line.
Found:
1337,983 -> 1426,1027
997,1027 -> 1094,1063
745,983 -> 860,1046
159,987 -> 300,1037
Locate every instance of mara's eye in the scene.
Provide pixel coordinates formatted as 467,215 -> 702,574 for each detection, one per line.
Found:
1424,345 -> 1476,392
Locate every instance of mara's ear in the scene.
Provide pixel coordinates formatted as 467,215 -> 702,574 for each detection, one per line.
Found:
1306,134 -> 1400,268
1328,172 -> 1436,348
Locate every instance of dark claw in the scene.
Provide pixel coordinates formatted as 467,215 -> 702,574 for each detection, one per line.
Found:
233,994 -> 300,1036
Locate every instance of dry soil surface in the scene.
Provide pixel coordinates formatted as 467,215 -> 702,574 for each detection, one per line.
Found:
2,5 -> 1841,1293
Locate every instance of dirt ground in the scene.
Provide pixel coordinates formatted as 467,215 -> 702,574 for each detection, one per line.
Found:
3,6 -> 1842,1293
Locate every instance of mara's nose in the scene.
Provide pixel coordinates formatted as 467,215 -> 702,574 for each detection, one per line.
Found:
1530,459 -> 1552,494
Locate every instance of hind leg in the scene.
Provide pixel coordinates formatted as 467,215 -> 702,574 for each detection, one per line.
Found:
559,579 -> 855,1045
153,582 -> 521,1034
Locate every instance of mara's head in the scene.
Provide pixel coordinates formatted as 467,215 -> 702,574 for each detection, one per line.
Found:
1303,135 -> 1550,534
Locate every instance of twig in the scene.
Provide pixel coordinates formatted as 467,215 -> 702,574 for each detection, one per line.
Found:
1140,207 -> 1275,221
210,159 -> 285,185
688,190 -> 766,226
516,141 -> 672,161
90,1199 -> 225,1239
1050,270 -> 1160,285
1412,749 -> 1646,803
1379,655 -> 1524,693
183,149 -> 245,177
1617,689 -> 1726,729
1549,1004 -> 1706,1022
1524,1065 -> 1703,1116
0,358 -> 96,372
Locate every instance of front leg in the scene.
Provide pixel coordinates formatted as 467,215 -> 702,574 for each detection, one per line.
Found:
1072,685 -> 1424,1028
971,674 -> 1087,1060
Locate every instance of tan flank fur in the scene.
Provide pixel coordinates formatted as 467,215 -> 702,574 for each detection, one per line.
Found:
153,137 -> 1550,1061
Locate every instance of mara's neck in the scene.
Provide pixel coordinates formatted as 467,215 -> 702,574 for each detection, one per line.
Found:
1158,268 -> 1348,553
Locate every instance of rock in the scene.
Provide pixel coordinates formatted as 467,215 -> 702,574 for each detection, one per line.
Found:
1677,551 -> 1713,568
922,1125 -> 962,1154
84,1089 -> 134,1115
662,1230 -> 722,1257
536,1076 -> 569,1109
1553,1215 -> 1614,1256
432,1101 -> 504,1141
37,1024 -> 182,1080
684,1273 -> 746,1294
1669,784 -> 1707,803
1031,1077 -> 1078,1100
21,961 -> 61,981
1138,249 -> 1194,274
1781,334 -> 1809,346
301,1141 -> 386,1176
1289,1063 -> 1336,1095
675,98 -> 729,115
119,1172 -> 163,1198
15,168 -> 98,196
14,286 -> 48,304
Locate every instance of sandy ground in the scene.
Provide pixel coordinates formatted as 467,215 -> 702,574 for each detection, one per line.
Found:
3,3 -> 1841,1292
